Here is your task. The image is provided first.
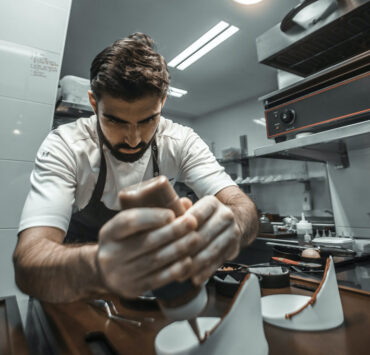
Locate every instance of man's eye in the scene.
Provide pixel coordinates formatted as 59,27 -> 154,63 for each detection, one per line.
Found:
140,117 -> 155,125
107,118 -> 125,125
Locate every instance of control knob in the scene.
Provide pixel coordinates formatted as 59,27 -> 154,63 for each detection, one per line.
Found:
280,109 -> 296,125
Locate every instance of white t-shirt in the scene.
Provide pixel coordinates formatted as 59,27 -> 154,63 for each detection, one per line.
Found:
18,115 -> 236,234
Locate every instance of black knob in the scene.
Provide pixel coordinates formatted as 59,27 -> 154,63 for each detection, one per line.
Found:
280,109 -> 296,124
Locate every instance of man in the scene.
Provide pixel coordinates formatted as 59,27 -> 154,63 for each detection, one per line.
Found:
13,33 -> 258,303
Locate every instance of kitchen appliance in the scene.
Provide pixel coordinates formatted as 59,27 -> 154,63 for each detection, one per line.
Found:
53,75 -> 93,129
57,75 -> 91,108
260,50 -> 370,141
256,0 -> 370,77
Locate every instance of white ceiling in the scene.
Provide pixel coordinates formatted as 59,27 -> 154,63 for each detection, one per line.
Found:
61,0 -> 299,119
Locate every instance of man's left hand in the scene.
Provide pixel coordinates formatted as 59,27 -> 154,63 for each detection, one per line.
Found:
184,195 -> 242,286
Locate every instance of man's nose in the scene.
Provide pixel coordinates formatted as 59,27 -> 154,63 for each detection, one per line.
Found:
126,125 -> 141,148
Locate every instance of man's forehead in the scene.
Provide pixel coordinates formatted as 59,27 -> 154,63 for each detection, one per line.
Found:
98,94 -> 163,122
98,93 -> 163,107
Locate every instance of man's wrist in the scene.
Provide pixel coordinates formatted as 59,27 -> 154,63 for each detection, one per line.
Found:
230,205 -> 257,247
81,244 -> 108,297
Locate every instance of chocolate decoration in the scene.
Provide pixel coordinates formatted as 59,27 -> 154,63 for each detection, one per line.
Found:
119,175 -> 186,216
120,176 -> 205,341
119,175 -> 197,308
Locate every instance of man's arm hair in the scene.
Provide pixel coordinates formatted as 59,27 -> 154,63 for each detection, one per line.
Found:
13,227 -> 106,303
216,185 -> 259,247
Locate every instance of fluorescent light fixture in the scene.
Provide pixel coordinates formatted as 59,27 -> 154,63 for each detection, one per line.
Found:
168,86 -> 188,98
253,118 -> 266,127
169,87 -> 187,95
233,0 -> 263,5
177,25 -> 239,70
168,92 -> 183,98
168,21 -> 230,68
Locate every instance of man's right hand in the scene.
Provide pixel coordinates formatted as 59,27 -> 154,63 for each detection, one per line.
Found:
96,207 -> 198,299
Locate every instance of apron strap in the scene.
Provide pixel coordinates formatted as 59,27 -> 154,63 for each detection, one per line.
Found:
89,138 -> 160,206
152,139 -> 160,177
89,144 -> 108,206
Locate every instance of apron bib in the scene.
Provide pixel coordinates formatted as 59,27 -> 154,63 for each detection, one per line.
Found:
64,140 -> 159,243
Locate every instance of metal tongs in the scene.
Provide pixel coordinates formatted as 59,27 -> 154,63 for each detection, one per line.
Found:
88,299 -> 155,327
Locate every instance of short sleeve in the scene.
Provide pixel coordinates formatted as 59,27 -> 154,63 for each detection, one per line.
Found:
178,129 -> 236,198
18,131 -> 77,234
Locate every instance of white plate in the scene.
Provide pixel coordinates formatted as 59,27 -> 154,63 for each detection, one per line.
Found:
262,294 -> 310,318
261,294 -> 311,329
155,317 -> 220,355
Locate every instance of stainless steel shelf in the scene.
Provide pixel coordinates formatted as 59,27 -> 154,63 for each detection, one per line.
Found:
217,157 -> 251,165
237,176 -> 324,186
254,120 -> 370,168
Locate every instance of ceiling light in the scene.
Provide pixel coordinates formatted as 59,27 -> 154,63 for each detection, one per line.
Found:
168,86 -> 188,98
176,25 -> 239,70
233,0 -> 263,5
253,118 -> 266,127
168,21 -> 230,68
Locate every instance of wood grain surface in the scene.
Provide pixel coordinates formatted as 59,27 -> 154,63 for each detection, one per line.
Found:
0,296 -> 29,355
29,280 -> 370,355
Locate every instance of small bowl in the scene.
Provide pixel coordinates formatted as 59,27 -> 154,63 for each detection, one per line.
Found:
213,262 -> 250,297
215,262 -> 245,281
248,266 -> 290,289
213,274 -> 244,297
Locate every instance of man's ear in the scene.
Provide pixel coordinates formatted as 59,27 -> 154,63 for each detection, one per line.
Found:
88,90 -> 97,114
161,94 -> 167,107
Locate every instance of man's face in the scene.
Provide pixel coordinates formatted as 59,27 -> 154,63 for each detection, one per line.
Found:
88,91 -> 165,162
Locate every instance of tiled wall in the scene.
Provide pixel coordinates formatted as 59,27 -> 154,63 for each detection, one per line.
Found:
0,0 -> 72,321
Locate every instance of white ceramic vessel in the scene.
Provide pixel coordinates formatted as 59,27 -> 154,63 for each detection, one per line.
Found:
261,256 -> 344,331
155,274 -> 268,355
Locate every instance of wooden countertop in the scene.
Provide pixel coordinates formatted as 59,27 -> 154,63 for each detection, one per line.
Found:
25,277 -> 370,355
263,281 -> 370,355
0,296 -> 29,355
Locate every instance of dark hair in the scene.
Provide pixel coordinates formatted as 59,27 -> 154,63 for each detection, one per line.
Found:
90,33 -> 170,101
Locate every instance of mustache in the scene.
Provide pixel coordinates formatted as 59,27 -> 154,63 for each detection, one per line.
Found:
113,142 -> 147,150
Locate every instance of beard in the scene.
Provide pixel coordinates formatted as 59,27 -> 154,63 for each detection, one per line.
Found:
97,119 -> 155,163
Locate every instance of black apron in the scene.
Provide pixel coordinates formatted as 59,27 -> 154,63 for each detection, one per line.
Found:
64,141 -> 160,244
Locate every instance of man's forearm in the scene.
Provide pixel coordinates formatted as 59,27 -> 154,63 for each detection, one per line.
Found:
217,187 -> 259,247
14,235 -> 106,303
229,199 -> 258,247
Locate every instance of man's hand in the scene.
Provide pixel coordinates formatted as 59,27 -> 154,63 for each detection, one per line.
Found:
185,195 -> 242,286
96,207 -> 198,299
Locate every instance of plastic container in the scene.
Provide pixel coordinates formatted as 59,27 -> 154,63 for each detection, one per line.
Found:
296,213 -> 313,245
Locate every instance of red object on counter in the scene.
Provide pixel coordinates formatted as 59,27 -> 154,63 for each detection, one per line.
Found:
272,257 -> 321,268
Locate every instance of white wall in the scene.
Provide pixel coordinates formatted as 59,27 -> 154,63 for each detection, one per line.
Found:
328,147 -> 370,238
191,97 -> 271,158
190,97 -> 332,218
163,110 -> 194,128
0,0 -> 72,322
